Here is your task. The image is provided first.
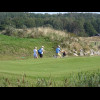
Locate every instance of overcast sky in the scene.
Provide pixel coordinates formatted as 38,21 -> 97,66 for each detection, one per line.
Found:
32,12 -> 100,14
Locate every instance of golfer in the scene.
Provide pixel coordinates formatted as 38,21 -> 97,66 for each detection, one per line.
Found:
33,47 -> 38,58
38,46 -> 44,58
56,45 -> 62,58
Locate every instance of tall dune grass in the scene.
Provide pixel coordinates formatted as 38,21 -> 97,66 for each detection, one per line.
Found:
27,27 -> 68,41
1,69 -> 100,87
2,26 -> 69,41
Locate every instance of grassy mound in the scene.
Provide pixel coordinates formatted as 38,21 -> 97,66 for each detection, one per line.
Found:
0,34 -> 58,59
1,27 -> 96,58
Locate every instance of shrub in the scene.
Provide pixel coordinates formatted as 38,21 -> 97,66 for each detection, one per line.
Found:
4,26 -> 17,36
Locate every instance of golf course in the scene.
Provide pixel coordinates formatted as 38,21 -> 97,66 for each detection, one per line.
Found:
1,34 -> 100,87
1,12 -> 100,87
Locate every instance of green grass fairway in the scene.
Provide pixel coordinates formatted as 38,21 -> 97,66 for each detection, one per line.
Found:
0,56 -> 100,87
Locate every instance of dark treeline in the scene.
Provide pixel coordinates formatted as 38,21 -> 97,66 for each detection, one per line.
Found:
0,12 -> 100,37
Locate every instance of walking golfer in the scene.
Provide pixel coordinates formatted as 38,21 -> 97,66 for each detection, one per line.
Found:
56,45 -> 62,58
33,47 -> 38,58
38,46 -> 44,58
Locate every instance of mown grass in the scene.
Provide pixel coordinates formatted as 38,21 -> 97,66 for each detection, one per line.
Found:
0,56 -> 100,87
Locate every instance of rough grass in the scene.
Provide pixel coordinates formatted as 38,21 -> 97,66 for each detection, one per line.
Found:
0,34 -> 58,58
1,27 -> 68,41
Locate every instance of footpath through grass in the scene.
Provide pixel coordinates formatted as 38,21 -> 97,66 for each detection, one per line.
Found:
0,56 -> 100,87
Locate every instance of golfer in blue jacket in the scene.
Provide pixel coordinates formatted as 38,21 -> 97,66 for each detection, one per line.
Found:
56,45 -> 62,58
38,46 -> 44,58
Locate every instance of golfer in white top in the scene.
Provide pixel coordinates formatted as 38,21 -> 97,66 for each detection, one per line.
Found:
33,47 -> 38,58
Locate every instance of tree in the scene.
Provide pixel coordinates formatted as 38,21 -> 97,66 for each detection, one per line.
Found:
96,18 -> 100,33
84,21 -> 97,36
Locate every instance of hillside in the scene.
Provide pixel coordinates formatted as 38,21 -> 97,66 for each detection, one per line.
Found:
1,27 -> 100,60
0,34 -> 57,60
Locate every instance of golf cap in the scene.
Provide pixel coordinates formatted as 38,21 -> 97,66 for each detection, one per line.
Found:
58,45 -> 60,48
35,47 -> 37,49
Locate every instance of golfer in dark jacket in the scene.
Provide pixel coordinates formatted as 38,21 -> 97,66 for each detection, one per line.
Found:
38,46 -> 44,58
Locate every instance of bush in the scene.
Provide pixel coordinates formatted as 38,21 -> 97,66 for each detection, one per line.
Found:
17,30 -> 26,38
65,70 -> 100,87
4,26 -> 17,36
